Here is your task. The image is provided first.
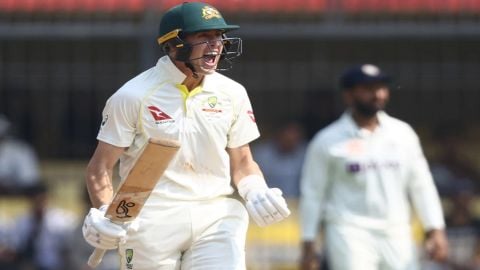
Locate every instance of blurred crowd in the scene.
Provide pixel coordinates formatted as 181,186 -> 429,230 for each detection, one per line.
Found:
0,115 -> 119,270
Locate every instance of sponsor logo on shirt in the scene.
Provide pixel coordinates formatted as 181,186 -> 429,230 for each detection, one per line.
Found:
347,163 -> 361,173
346,161 -> 400,173
148,106 -> 175,124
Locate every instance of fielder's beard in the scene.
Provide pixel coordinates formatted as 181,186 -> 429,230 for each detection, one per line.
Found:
353,100 -> 384,117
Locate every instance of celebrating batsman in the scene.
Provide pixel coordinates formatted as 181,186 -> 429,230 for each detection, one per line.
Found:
299,64 -> 448,270
82,2 -> 290,269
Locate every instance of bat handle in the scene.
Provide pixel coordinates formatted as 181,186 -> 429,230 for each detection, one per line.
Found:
87,248 -> 106,268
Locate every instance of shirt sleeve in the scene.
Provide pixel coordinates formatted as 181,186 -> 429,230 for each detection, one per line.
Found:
226,88 -> 260,148
299,137 -> 331,241
96,91 -> 140,147
407,130 -> 445,231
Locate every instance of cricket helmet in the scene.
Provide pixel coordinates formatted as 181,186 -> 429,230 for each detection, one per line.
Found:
158,2 -> 239,44
157,2 -> 242,69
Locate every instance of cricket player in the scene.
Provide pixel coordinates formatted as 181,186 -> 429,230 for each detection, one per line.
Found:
299,64 -> 449,270
81,2 -> 290,269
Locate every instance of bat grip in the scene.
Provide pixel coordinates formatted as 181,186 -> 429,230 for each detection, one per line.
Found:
87,248 -> 106,268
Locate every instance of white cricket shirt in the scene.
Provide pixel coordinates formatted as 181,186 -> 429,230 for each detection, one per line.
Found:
300,111 -> 445,240
97,56 -> 260,200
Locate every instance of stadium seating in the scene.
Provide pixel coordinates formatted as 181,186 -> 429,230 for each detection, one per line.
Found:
1,0 -> 479,14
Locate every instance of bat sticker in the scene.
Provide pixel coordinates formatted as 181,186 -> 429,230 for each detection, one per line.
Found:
116,200 -> 136,218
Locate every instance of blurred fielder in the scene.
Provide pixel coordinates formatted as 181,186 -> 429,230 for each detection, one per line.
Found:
81,2 -> 290,269
299,64 -> 448,270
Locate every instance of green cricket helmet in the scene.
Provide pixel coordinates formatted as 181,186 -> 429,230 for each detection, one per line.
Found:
157,2 -> 242,70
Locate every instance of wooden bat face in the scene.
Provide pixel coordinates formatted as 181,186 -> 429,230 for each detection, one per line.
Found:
105,138 -> 180,222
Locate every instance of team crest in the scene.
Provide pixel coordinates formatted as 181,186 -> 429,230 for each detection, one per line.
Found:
207,96 -> 218,108
126,249 -> 134,263
202,6 -> 221,20
126,248 -> 134,269
202,96 -> 223,115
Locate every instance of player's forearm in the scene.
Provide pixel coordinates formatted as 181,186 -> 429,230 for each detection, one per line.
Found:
227,145 -> 264,187
231,161 -> 263,187
85,141 -> 125,208
85,163 -> 115,208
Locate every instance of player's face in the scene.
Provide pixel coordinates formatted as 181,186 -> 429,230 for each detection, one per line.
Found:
347,82 -> 389,117
184,30 -> 224,75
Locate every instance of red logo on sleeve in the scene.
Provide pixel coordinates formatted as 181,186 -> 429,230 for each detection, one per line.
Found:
148,106 -> 172,121
247,110 -> 256,123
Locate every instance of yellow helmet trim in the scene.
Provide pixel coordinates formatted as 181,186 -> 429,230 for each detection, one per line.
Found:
157,29 -> 181,44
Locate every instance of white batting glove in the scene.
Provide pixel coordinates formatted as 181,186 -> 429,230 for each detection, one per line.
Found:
238,175 -> 291,227
82,205 -> 128,250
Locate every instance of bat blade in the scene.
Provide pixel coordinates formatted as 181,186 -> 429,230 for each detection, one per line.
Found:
87,138 -> 180,268
105,138 -> 180,222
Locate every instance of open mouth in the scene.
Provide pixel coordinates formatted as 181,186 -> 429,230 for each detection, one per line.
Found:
203,53 -> 218,66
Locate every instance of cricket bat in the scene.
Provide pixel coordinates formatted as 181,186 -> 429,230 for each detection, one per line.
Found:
87,138 -> 181,268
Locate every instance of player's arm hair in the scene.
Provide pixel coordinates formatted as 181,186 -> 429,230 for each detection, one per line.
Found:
85,141 -> 125,208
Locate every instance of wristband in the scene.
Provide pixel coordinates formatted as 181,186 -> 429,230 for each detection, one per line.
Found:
237,174 -> 268,200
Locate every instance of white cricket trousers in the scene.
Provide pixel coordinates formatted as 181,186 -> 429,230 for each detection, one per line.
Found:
325,223 -> 419,270
118,197 -> 249,270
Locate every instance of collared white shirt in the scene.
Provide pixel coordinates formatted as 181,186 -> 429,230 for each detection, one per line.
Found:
300,111 -> 445,240
98,56 -> 260,200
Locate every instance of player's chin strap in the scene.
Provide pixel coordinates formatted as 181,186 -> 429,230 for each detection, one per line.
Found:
161,39 -> 199,77
185,62 -> 199,79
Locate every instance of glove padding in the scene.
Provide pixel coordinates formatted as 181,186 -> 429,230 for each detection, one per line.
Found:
238,175 -> 291,227
82,206 -> 129,250
245,188 -> 291,227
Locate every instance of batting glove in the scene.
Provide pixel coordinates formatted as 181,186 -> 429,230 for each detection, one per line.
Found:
82,205 -> 128,250
238,175 -> 291,227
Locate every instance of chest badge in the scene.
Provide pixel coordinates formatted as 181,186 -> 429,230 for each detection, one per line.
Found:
202,96 -> 222,113
207,96 -> 217,108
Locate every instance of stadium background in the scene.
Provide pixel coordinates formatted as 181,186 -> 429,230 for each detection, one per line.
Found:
1,0 -> 480,269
